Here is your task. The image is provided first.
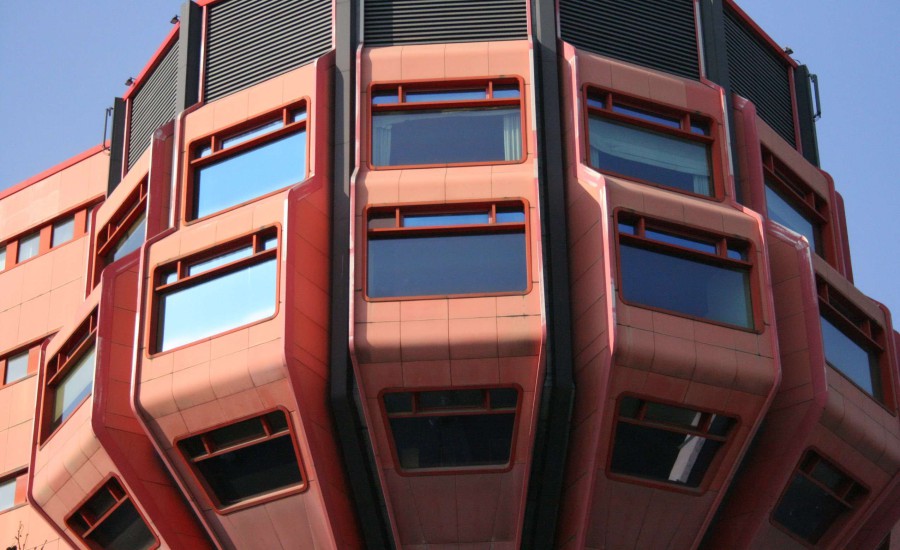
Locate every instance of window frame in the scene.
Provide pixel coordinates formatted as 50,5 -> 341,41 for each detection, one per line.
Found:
0,469 -> 27,514
1,338 -> 45,387
149,226 -> 281,356
41,312 -> 98,442
0,201 -> 96,272
363,199 -> 532,301
606,394 -> 738,493
614,209 -> 760,332
174,407 -> 308,513
184,99 -> 310,224
817,279 -> 892,410
94,178 -> 149,285
379,386 -> 522,476
584,87 -> 720,199
367,77 -> 527,170
770,449 -> 868,547
64,475 -> 160,550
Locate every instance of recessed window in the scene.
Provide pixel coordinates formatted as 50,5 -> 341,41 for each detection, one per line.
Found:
51,216 -> 75,247
610,396 -> 734,488
617,212 -> 754,329
366,201 -> 529,299
66,478 -> 157,550
0,246 -> 7,271
773,451 -> 866,545
96,181 -> 148,282
2,204 -> 92,270
2,349 -> 30,385
177,410 -> 306,510
763,152 -> 828,257
371,79 -> 523,167
44,314 -> 97,437
189,102 -> 307,220
382,388 -> 519,471
587,90 -> 713,196
154,229 -> 278,352
17,231 -> 40,263
0,471 -> 25,513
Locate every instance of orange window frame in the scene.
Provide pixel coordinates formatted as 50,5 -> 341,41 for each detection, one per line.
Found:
367,77 -> 526,170
94,178 -> 148,284
1,339 -> 44,387
65,476 -> 160,550
184,99 -> 309,223
762,150 -> 831,256
0,202 -> 95,271
41,312 -> 98,442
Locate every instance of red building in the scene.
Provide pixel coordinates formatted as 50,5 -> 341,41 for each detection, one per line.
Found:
0,0 -> 897,548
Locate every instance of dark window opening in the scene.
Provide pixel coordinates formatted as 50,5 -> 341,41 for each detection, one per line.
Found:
66,478 -> 156,550
44,314 -> 98,438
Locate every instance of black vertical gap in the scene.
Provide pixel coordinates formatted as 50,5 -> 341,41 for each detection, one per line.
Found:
328,0 -> 395,548
794,65 -> 820,167
107,97 -> 127,194
521,0 -> 576,547
177,0 -> 203,110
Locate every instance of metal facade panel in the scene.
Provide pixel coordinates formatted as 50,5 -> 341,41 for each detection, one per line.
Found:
559,0 -> 700,80
364,0 -> 527,46
128,43 -> 178,169
724,7 -> 796,145
205,0 -> 332,101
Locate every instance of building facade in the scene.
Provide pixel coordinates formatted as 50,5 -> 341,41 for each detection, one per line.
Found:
0,0 -> 898,548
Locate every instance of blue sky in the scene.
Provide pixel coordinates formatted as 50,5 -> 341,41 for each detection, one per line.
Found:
1,1 -> 897,319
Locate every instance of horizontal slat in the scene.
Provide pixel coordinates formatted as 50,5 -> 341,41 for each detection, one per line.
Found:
128,43 -> 178,169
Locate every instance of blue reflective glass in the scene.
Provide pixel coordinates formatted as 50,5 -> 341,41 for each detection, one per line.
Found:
220,119 -> 283,150
405,89 -> 486,103
765,182 -> 819,253
17,232 -> 40,262
644,229 -> 717,254
187,246 -> 253,277
110,213 -> 146,262
3,351 -> 29,384
496,209 -> 526,223
372,91 -> 399,105
368,232 -> 527,298
52,216 -> 75,247
589,116 -> 712,195
691,121 -> 710,135
620,243 -> 753,328
403,212 -> 489,227
587,96 -> 605,109
372,107 -> 521,166
52,345 -> 96,428
612,103 -> 681,129
158,258 -> 276,351
492,86 -> 520,99
618,221 -> 636,235
193,130 -> 306,219
820,315 -> 880,398
290,110 -> 307,123
0,247 -> 6,271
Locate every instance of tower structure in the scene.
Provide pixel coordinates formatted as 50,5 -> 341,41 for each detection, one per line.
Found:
0,0 -> 898,548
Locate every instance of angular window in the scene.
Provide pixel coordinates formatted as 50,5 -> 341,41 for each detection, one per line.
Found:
587,90 -> 714,196
154,228 -> 278,352
177,409 -> 306,510
17,231 -> 40,263
2,348 -> 31,385
818,280 -> 885,403
44,313 -> 97,437
371,79 -> 523,167
366,201 -> 529,299
3,204 -> 92,270
773,451 -> 866,545
610,396 -> 735,488
382,387 -> 519,471
0,471 -> 25,513
51,215 -> 75,247
617,212 -> 754,329
763,151 -> 827,256
66,477 -> 157,550
96,180 -> 148,282
188,102 -> 307,220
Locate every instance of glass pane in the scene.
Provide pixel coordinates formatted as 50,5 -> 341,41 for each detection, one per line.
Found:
220,119 -> 283,150
368,232 -> 527,298
264,410 -> 289,433
643,402 -> 702,429
620,243 -> 753,328
196,144 -> 212,158
417,390 -> 484,410
383,393 -> 413,414
820,315 -> 880,399
644,229 -> 717,254
765,182 -> 820,253
372,91 -> 399,105
290,109 -> 307,123
773,473 -> 847,543
262,235 -> 278,251
405,89 -> 486,102
611,422 -> 722,487
207,417 -> 266,450
186,246 -> 253,277
52,216 -> 75,247
87,500 -> 155,550
158,258 -> 277,351
52,345 -> 96,428
810,460 -> 846,493
492,86 -> 520,99
0,247 -> 6,270
372,107 -> 521,166
109,212 -> 147,263
193,130 -> 306,219
403,212 -> 489,227
727,246 -> 747,261
589,116 -> 711,195
618,396 -> 641,419
196,435 -> 303,506
586,95 -> 606,109
708,415 -> 734,437
496,208 -> 526,223
4,350 -> 29,384
612,103 -> 681,129
82,485 -> 117,519
0,478 -> 15,511
489,388 -> 518,409
17,232 -> 40,262
390,413 -> 515,469
691,121 -> 710,135
618,221 -> 636,235
179,437 -> 206,459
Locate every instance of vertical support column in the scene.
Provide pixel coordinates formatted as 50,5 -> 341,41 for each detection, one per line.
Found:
794,65 -> 821,167
177,0 -> 203,110
106,97 -> 127,194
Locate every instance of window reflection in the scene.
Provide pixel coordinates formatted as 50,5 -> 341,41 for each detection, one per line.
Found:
765,181 -> 820,253
51,216 -> 75,247
17,232 -> 40,262
820,314 -> 880,399
50,344 -> 95,430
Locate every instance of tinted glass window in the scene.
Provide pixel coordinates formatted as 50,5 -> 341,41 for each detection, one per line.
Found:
368,232 -> 526,298
17,232 -> 40,262
193,130 -> 306,219
0,247 -> 6,270
158,257 -> 276,351
765,182 -> 819,253
51,216 -> 75,247
390,413 -> 515,469
87,500 -> 155,550
372,107 -> 521,166
0,477 -> 14,511
589,116 -> 711,195
109,213 -> 146,262
773,473 -> 846,544
4,351 -> 29,384
620,243 -> 752,328
820,315 -> 880,398
611,422 -> 723,487
51,345 -> 96,429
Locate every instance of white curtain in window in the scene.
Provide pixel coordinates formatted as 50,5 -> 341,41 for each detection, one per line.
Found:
372,123 -> 392,166
503,112 -> 522,161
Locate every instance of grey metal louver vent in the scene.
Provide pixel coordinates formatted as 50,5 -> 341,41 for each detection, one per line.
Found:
559,0 -> 700,80
205,0 -> 332,101
724,7 -> 795,145
364,0 -> 527,46
128,43 -> 178,169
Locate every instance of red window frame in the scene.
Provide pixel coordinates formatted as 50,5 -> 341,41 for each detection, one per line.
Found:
762,150 -> 831,257
174,408 -> 308,513
65,476 -> 160,550
584,87 -> 721,199
94,178 -> 148,285
1,338 -> 45,387
0,201 -> 96,271
614,210 -> 760,331
367,76 -> 526,170
41,311 -> 98,442
0,468 -> 27,513
184,99 -> 309,223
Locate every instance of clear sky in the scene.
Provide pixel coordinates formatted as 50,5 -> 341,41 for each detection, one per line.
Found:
1,1 -> 897,319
